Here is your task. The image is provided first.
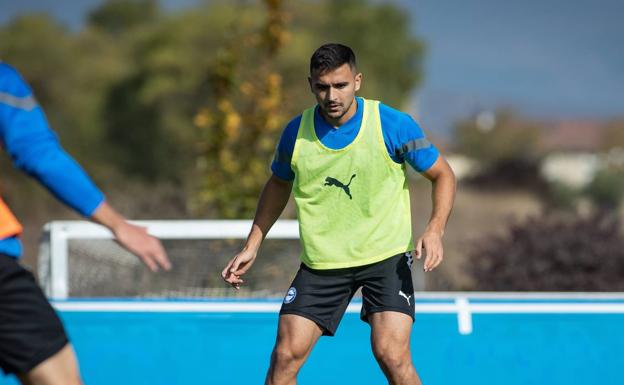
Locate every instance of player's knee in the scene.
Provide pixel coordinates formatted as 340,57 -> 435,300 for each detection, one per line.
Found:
272,345 -> 307,368
372,344 -> 410,372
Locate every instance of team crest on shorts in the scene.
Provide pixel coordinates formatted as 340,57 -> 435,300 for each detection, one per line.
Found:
284,287 -> 297,304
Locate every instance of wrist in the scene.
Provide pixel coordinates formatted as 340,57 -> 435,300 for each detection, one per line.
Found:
110,219 -> 128,235
243,241 -> 261,254
425,222 -> 445,237
91,201 -> 128,234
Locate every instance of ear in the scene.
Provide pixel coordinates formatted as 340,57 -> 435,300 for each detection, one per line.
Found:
307,76 -> 314,93
354,72 -> 362,92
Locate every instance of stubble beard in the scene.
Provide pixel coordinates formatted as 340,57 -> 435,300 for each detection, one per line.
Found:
322,98 -> 354,122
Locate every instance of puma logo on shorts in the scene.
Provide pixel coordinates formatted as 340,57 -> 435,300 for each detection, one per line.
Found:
399,290 -> 412,306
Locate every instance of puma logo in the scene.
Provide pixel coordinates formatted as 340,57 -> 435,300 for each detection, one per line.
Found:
399,290 -> 412,306
324,174 -> 356,199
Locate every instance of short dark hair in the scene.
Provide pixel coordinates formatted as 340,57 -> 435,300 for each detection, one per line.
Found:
309,43 -> 357,75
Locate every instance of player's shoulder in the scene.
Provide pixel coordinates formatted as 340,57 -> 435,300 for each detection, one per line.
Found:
0,62 -> 20,79
281,113 -> 303,140
0,62 -> 33,97
377,101 -> 422,134
286,113 -> 303,129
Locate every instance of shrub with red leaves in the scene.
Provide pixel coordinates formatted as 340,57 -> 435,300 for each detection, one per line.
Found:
467,212 -> 624,291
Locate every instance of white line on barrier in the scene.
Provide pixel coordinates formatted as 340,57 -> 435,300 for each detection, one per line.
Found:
469,304 -> 624,313
455,298 -> 473,335
51,302 -> 459,313
412,292 -> 624,299
50,300 -> 624,336
51,301 -> 624,314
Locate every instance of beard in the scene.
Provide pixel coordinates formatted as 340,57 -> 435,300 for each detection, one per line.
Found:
322,98 -> 354,121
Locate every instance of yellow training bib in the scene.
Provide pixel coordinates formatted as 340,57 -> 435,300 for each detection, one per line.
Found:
292,98 -> 413,269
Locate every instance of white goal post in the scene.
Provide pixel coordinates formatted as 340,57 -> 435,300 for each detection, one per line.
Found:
38,220 -> 300,299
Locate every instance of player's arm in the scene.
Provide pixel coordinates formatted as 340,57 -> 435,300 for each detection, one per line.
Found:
90,202 -> 170,272
247,175 -> 293,250
418,156 -> 456,272
0,65 -> 170,271
381,104 -> 456,272
222,117 -> 299,289
221,175 -> 292,289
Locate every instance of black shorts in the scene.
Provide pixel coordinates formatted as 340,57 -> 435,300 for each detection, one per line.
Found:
280,252 -> 415,336
0,254 -> 68,375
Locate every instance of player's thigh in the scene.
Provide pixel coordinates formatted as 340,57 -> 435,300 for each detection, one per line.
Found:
274,314 -> 323,358
280,263 -> 356,336
18,344 -> 81,385
369,311 -> 413,350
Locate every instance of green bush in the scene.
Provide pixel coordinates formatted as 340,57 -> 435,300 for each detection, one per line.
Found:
585,168 -> 624,210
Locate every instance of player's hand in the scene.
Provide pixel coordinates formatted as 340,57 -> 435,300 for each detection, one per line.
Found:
414,230 -> 444,272
112,221 -> 171,272
221,249 -> 257,290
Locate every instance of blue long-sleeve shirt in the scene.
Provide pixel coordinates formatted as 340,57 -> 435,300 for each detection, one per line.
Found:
271,97 -> 440,181
0,62 -> 104,257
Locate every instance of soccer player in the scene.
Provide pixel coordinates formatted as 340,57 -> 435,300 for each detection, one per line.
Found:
0,62 -> 171,385
222,43 -> 456,384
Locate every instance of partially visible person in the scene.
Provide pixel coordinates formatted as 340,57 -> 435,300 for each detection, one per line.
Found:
0,61 -> 171,385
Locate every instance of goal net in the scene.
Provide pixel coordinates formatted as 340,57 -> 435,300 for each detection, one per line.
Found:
37,220 -> 302,299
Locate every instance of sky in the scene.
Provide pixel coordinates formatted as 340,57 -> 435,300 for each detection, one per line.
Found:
404,0 -> 624,133
1,0 -> 622,135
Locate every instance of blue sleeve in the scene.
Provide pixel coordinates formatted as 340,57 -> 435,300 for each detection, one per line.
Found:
379,103 -> 439,173
0,64 -> 105,216
270,115 -> 301,182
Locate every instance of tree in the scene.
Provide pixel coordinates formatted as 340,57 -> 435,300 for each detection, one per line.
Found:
88,0 -> 159,36
1,0 -> 426,218
192,0 -> 290,217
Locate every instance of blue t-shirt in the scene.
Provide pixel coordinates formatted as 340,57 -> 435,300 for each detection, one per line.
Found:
271,97 -> 439,181
0,62 -> 105,257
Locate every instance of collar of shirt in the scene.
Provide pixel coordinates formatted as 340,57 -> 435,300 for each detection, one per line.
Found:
313,97 -> 364,150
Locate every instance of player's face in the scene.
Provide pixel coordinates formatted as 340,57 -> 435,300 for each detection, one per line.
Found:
309,63 -> 362,125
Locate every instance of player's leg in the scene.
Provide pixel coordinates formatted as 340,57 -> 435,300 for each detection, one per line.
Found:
265,314 -> 322,385
0,255 -> 82,385
358,253 -> 421,384
369,311 -> 420,385
17,344 -> 82,385
268,263 -> 356,384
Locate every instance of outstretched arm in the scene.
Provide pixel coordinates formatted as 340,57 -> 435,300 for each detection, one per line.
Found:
91,202 -> 170,272
221,174 -> 293,289
0,64 -> 170,271
415,156 -> 456,272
